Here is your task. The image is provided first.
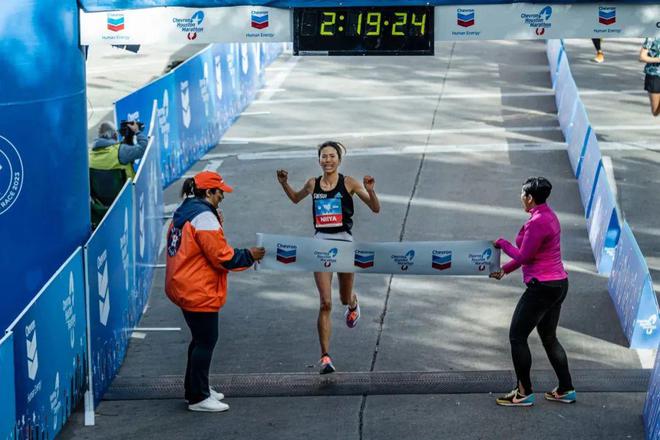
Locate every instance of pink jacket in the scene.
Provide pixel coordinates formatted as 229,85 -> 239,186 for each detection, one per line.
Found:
496,203 -> 567,284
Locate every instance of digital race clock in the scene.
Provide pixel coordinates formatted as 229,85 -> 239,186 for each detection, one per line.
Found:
293,6 -> 434,56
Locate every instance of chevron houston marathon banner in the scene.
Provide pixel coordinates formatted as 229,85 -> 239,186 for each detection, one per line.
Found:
256,233 -> 500,275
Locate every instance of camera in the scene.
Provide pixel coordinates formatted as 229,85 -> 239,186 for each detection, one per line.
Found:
119,120 -> 144,139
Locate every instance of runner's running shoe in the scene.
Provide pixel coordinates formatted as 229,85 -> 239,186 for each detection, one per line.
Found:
345,302 -> 360,328
544,387 -> 576,404
496,388 -> 535,407
319,355 -> 336,375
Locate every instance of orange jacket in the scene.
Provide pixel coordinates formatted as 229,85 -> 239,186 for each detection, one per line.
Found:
165,198 -> 254,312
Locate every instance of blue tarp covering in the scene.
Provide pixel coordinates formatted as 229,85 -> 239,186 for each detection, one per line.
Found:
79,0 -> 660,12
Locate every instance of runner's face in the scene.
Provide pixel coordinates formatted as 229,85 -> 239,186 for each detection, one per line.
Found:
319,147 -> 340,173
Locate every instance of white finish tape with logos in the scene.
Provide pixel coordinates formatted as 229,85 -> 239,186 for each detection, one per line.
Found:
256,233 -> 500,275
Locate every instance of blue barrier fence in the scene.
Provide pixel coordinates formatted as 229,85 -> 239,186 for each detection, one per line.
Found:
645,350 -> 660,439
547,40 -> 657,351
84,182 -> 134,407
608,222 -> 660,349
0,332 -> 15,440
116,42 -> 284,187
5,248 -> 88,440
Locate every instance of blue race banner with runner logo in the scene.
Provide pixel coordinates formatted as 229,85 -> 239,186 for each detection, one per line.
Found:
257,233 -> 500,275
566,101 -> 590,178
577,135 -> 602,217
6,248 -> 87,440
607,222 -> 660,349
644,350 -> 660,440
0,332 -> 16,440
84,182 -> 134,407
586,168 -> 619,275
133,102 -> 165,314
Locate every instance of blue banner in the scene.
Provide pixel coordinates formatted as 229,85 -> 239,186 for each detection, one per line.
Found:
586,168 -> 619,275
546,40 -> 562,88
566,101 -> 589,177
555,58 -> 578,144
0,0 -> 89,332
133,102 -> 165,313
645,350 -> 660,440
607,222 -> 660,349
0,332 -> 15,440
6,248 -> 87,440
115,73 -> 181,186
84,182 -> 134,406
174,47 -> 221,174
79,0 -> 660,12
576,134 -> 602,217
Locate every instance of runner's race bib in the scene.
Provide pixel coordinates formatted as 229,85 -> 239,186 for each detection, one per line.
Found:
314,197 -> 342,228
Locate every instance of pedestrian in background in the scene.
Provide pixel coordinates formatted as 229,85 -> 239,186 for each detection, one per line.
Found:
639,37 -> 660,116
592,38 -> 604,63
490,177 -> 575,407
165,170 -> 265,412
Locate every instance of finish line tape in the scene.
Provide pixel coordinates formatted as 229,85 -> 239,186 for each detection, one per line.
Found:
256,233 -> 500,275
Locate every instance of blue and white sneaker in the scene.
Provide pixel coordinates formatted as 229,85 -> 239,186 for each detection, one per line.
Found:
544,387 -> 576,404
496,388 -> 535,407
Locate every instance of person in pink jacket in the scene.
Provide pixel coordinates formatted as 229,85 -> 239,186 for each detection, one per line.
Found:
490,177 -> 576,407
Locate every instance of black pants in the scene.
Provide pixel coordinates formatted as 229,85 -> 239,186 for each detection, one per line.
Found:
182,310 -> 219,404
509,278 -> 573,394
592,38 -> 602,51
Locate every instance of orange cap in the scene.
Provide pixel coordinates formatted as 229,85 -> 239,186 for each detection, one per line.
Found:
194,171 -> 233,193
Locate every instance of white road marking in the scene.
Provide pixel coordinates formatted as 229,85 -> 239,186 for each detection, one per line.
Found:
240,111 -> 271,116
259,57 -> 299,102
133,327 -> 181,331
636,349 -> 657,369
130,332 -> 146,339
204,160 -> 224,172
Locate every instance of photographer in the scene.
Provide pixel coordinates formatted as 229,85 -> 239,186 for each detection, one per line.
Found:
90,120 -> 147,177
89,120 -> 148,227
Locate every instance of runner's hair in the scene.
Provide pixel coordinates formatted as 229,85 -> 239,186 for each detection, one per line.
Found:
317,140 -> 346,160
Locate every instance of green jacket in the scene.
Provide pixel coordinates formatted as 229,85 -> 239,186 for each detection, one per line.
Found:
89,142 -> 135,179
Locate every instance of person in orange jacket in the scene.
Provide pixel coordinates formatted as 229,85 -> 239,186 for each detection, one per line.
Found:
165,170 -> 265,412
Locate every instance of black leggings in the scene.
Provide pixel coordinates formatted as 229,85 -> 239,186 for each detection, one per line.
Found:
509,278 -> 573,394
592,38 -> 602,51
182,310 -> 219,404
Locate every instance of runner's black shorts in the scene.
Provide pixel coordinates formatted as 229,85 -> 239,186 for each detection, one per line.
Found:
644,74 -> 660,93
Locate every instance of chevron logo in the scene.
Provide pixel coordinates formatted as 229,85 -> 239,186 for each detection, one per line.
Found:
251,11 -> 269,29
98,250 -> 110,326
107,14 -> 125,32
457,9 -> 475,28
598,7 -> 616,25
180,81 -> 191,128
25,321 -> 38,380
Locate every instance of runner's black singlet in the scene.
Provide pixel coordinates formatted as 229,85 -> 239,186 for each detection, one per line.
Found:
312,174 -> 354,235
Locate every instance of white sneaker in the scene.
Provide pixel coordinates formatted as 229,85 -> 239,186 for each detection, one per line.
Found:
188,396 -> 229,412
210,388 -> 225,401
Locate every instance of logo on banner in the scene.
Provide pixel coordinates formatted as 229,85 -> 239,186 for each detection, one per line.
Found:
107,13 -> 125,32
315,247 -> 339,268
246,10 -> 276,38
0,135 -> 24,216
354,250 -> 375,269
214,55 -> 224,101
457,9 -> 475,27
391,250 -> 415,271
139,192 -> 145,258
521,6 -> 552,36
276,243 -> 297,264
25,320 -> 38,380
598,7 -> 616,25
251,11 -> 269,29
97,249 -> 110,326
121,208 -> 130,290
63,272 -> 77,349
432,250 -> 452,271
594,7 -> 621,34
314,197 -> 343,228
241,43 -> 249,75
173,10 -> 205,40
200,62 -> 210,117
180,81 -> 191,128
469,248 -> 493,271
158,90 -> 171,150
49,373 -> 61,430
638,314 -> 658,335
